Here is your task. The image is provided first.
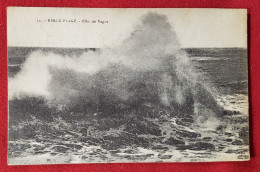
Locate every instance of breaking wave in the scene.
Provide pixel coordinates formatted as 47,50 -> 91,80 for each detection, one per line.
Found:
8,12 -> 224,121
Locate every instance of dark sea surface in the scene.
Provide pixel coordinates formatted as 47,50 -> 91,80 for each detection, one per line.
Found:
8,47 -> 249,164
187,48 -> 248,95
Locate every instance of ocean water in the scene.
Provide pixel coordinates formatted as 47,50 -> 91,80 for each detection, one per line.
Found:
189,48 -> 248,114
188,48 -> 248,95
8,47 -> 249,164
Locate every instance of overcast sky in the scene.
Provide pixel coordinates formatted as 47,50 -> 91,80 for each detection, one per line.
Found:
7,7 -> 247,48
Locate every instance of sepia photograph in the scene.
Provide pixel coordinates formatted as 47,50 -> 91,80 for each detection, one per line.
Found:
7,7 -> 249,165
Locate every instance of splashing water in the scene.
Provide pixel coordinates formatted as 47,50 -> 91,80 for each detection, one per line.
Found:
9,12 -> 224,122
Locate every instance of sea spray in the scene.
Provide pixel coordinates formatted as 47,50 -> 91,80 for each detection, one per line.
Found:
8,12 -> 224,124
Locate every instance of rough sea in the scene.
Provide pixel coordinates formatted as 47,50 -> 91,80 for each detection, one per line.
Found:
8,47 -> 249,164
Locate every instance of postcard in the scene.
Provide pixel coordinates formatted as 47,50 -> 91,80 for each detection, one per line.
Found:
7,7 -> 249,165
